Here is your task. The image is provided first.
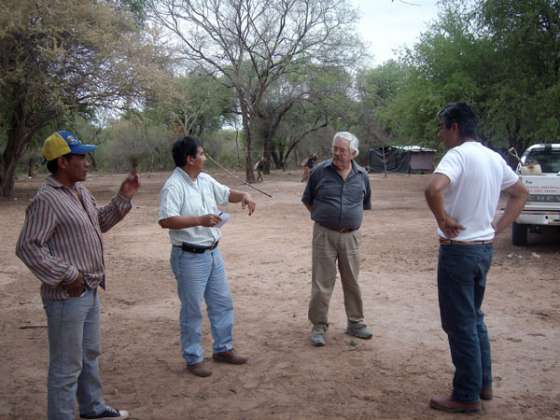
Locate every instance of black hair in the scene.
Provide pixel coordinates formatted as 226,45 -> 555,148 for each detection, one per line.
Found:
46,159 -> 59,174
438,102 -> 478,140
172,136 -> 202,167
46,153 -> 73,174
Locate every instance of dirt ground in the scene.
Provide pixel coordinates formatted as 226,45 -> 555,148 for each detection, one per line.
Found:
1,170 -> 559,420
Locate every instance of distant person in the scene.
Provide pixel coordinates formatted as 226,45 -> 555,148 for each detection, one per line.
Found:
425,102 -> 528,413
159,136 -> 256,377
16,130 -> 139,420
301,153 -> 317,182
254,156 -> 265,182
302,132 -> 372,346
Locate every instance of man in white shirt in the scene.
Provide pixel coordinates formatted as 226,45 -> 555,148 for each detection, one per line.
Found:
425,102 -> 528,413
159,136 -> 256,377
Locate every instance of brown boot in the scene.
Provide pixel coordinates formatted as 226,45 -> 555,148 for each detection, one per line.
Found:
430,395 -> 481,413
187,362 -> 212,377
212,350 -> 248,365
480,386 -> 493,401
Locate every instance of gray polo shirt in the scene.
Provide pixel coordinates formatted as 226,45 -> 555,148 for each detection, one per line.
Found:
302,159 -> 372,231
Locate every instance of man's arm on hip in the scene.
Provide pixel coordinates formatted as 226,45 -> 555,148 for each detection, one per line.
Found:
493,180 -> 528,235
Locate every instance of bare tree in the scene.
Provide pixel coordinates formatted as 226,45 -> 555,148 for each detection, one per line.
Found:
149,0 -> 362,182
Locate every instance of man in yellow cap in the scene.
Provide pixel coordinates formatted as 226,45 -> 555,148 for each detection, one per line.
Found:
16,130 -> 139,420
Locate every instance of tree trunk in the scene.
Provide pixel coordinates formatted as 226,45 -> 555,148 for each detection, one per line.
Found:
0,156 -> 19,197
244,126 -> 256,183
27,158 -> 35,178
241,110 -> 255,183
254,114 -> 273,174
506,117 -> 525,155
270,148 -> 281,169
260,104 -> 294,174
235,129 -> 241,167
262,135 -> 272,174
0,117 -> 34,197
89,153 -> 98,171
278,120 -> 328,170
277,143 -> 287,170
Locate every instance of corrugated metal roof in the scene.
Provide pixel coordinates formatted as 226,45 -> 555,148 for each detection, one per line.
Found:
393,145 -> 437,152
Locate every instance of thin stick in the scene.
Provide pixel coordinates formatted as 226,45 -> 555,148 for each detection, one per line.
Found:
205,153 -> 273,198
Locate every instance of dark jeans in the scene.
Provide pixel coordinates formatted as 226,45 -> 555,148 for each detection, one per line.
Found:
437,243 -> 494,403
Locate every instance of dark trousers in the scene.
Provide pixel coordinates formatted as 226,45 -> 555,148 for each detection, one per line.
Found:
437,243 -> 494,403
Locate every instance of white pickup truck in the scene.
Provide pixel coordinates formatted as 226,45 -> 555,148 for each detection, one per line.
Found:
511,143 -> 560,246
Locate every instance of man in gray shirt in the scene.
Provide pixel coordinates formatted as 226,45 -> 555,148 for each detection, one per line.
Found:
302,132 -> 373,346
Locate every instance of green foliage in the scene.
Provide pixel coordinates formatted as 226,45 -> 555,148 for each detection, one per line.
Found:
203,129 -> 245,169
146,72 -> 235,137
0,0 -> 170,195
95,118 -> 175,172
477,0 -> 560,149
118,0 -> 147,24
94,69 -> 239,172
355,61 -> 408,145
263,64 -> 358,167
378,4 -> 492,146
372,0 -> 560,152
6,0 -> 559,184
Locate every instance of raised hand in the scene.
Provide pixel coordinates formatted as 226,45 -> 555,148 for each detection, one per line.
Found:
119,171 -> 140,199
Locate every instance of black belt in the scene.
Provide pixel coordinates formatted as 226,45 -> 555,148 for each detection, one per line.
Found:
174,241 -> 219,253
318,223 -> 356,233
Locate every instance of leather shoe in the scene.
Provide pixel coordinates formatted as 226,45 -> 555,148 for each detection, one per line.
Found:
480,386 -> 493,401
430,395 -> 481,413
187,362 -> 212,377
212,350 -> 248,365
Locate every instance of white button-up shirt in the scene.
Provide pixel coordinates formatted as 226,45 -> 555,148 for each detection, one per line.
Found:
159,167 -> 230,246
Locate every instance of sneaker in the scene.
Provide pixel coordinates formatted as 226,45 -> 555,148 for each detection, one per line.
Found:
346,321 -> 373,339
310,323 -> 327,347
80,406 -> 129,419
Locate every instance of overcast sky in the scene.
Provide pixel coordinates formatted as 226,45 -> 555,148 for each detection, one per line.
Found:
351,0 -> 441,65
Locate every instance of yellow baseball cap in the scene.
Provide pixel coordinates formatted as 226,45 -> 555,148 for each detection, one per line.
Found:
42,130 -> 96,161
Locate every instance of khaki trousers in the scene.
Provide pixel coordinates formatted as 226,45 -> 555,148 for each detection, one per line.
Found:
308,223 -> 365,326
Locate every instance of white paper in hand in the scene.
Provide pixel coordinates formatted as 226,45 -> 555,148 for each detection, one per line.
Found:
215,212 -> 230,228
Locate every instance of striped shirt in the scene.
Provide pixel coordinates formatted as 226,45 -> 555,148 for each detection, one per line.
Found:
16,176 -> 132,301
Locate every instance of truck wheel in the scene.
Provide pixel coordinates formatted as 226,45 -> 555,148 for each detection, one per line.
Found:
512,222 -> 528,246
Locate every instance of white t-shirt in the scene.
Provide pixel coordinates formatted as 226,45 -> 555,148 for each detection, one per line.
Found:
434,141 -> 518,241
159,167 -> 230,246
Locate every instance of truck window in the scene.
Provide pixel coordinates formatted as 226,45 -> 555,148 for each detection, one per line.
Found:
522,150 -> 560,173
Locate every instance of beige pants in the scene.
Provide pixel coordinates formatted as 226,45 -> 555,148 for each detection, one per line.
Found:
308,223 -> 365,326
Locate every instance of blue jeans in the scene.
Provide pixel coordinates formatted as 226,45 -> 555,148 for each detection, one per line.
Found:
438,244 -> 494,403
170,247 -> 234,365
43,288 -> 106,420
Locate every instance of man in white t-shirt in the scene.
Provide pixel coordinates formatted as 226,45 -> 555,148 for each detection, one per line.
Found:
159,136 -> 256,378
424,102 -> 528,413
